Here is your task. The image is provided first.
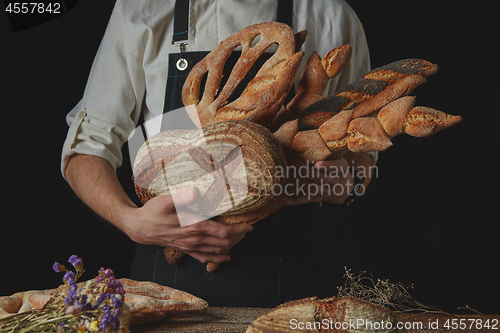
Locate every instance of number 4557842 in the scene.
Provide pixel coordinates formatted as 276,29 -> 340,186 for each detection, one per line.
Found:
5,3 -> 61,14
444,318 -> 498,330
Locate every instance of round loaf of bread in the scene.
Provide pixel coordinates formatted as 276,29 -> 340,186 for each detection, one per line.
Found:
133,120 -> 287,217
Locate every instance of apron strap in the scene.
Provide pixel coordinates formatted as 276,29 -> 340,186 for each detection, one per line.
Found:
276,0 -> 293,27
172,0 -> 294,45
173,0 -> 189,44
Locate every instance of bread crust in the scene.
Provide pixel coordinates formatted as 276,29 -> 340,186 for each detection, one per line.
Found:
347,118 -> 393,153
133,120 -> 287,217
318,109 -> 354,141
351,74 -> 426,118
182,22 -> 303,127
405,106 -> 463,137
0,279 -> 208,326
292,129 -> 333,162
377,96 -> 416,137
299,59 -> 439,130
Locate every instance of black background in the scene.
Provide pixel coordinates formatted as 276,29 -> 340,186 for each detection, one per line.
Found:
1,1 -> 498,314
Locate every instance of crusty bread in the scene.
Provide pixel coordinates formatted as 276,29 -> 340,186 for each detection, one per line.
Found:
292,129 -> 333,163
133,120 -> 288,269
273,118 -> 299,157
296,51 -> 329,95
182,22 -> 303,128
318,109 -> 354,141
299,58 -> 440,130
119,278 -> 207,325
347,117 -> 393,152
377,96 -> 416,137
351,74 -> 426,118
405,106 -> 463,137
133,120 -> 287,217
270,45 -> 352,132
0,279 -> 208,326
322,44 -> 352,79
292,96 -> 462,163
137,21 -> 462,272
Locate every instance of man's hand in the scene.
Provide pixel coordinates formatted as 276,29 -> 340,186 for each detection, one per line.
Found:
274,152 -> 374,206
122,187 -> 253,264
65,154 -> 252,265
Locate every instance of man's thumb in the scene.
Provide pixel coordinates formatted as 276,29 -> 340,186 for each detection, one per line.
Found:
171,186 -> 198,208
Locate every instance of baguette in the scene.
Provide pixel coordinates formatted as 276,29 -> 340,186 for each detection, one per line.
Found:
293,96 -> 462,162
270,45 -> 352,131
299,59 -> 439,130
135,21 -> 463,272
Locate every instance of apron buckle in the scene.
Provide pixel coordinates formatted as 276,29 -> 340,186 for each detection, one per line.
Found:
173,41 -> 189,71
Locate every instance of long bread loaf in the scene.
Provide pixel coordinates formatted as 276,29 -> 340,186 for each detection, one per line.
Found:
292,96 -> 462,163
298,59 -> 439,131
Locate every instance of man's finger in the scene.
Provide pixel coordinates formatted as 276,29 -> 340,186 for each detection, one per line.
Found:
149,186 -> 199,215
185,251 -> 231,264
186,219 -> 253,238
171,186 -> 199,207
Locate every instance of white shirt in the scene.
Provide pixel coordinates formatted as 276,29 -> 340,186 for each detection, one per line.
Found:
61,0 -> 371,177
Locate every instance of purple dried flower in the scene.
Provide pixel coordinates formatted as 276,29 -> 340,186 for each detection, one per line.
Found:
96,293 -> 113,306
100,305 -> 112,331
64,296 -> 72,306
63,271 -> 76,287
64,288 -> 79,306
104,268 -> 114,277
110,294 -> 124,309
114,286 -> 125,297
68,255 -> 83,270
111,309 -> 121,330
53,262 -> 65,272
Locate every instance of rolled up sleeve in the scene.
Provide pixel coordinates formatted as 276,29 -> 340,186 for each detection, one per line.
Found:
61,0 -> 146,179
61,107 -> 133,175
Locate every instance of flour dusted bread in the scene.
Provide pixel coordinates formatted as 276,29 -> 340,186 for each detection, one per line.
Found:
0,279 -> 208,325
377,96 -> 415,137
404,106 -> 463,137
289,58 -> 461,163
293,95 -> 462,163
133,120 -> 287,217
299,58 -> 440,130
119,279 -> 207,325
182,22 -> 303,128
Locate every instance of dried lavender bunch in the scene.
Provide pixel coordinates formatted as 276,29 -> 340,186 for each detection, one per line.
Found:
0,255 -> 130,333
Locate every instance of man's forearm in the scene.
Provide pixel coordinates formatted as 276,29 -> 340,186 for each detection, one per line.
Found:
65,154 -> 137,231
64,154 -> 253,263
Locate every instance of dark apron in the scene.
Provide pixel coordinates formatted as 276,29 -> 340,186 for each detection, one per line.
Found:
130,0 -> 352,308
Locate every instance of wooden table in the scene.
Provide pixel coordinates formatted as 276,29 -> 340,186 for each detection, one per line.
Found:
132,307 -> 499,332
133,307 -> 267,333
